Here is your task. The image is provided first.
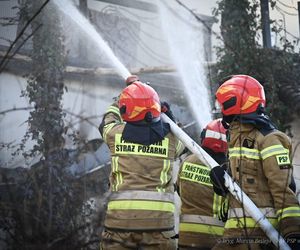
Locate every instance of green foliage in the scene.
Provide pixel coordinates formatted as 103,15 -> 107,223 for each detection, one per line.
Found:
26,0 -> 65,157
213,0 -> 300,131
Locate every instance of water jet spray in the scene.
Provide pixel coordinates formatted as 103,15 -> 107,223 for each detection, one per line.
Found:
53,0 -> 130,80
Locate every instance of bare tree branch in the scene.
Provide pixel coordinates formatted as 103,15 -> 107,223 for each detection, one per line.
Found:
64,110 -> 103,128
0,106 -> 34,115
0,0 -> 50,72
0,24 -> 42,72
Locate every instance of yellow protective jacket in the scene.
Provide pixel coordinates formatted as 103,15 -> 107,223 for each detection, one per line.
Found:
100,103 -> 184,231
177,154 -> 226,248
224,121 -> 300,239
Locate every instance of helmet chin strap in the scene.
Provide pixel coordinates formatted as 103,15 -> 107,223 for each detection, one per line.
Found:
256,103 -> 265,114
222,115 -> 235,128
222,104 -> 266,128
144,111 -> 153,123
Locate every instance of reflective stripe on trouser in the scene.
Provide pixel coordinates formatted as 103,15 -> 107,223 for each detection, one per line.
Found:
226,207 -> 278,229
179,214 -> 224,236
108,190 -> 175,212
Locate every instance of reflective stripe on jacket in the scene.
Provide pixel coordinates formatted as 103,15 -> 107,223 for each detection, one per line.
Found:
101,103 -> 184,231
224,121 -> 300,238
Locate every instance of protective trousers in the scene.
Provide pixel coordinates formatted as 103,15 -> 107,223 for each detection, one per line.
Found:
100,229 -> 176,250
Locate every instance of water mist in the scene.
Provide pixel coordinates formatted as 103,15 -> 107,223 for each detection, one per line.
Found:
156,1 -> 212,129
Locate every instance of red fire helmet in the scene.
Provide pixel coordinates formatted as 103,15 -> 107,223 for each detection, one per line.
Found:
201,119 -> 228,153
119,82 -> 161,122
215,75 -> 266,116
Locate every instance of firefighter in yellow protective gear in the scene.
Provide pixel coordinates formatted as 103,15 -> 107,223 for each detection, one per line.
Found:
210,75 -> 300,250
177,119 -> 229,249
99,77 -> 184,250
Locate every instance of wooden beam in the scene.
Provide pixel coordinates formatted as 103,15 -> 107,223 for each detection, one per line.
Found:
66,65 -> 176,75
94,0 -> 157,12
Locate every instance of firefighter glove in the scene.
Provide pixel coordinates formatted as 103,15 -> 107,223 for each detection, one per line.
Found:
161,101 -> 176,122
209,166 -> 228,197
